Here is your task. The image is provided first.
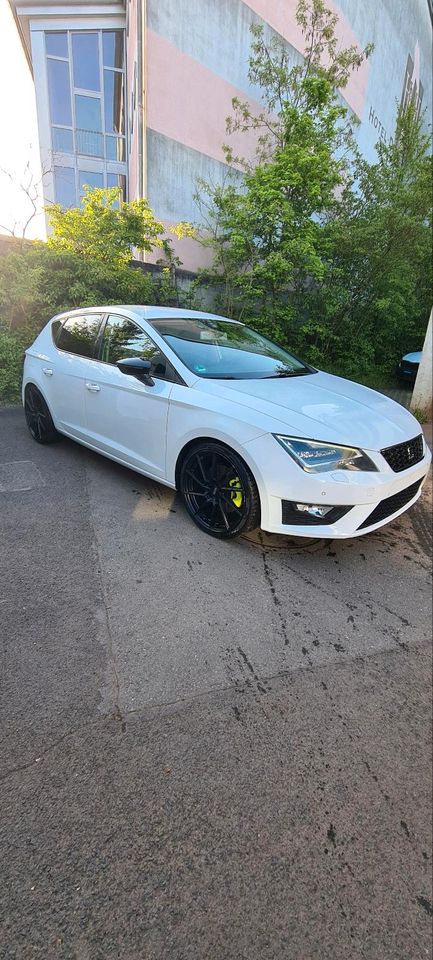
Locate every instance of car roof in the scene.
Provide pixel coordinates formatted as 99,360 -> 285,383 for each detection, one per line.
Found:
52,305 -> 242,324
402,351 -> 422,361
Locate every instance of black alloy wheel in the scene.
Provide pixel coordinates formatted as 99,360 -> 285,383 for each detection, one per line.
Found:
24,385 -> 61,444
179,441 -> 260,539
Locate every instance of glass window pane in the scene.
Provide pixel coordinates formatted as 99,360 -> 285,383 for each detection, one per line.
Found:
106,136 -> 125,161
107,173 -> 126,201
79,171 -> 104,193
101,316 -> 168,376
54,166 -> 76,208
104,70 -> 124,133
57,314 -> 103,358
72,33 -> 100,91
46,32 -> 68,57
103,31 -> 124,69
150,317 -> 310,379
47,59 -> 72,125
52,127 -> 73,153
76,129 -> 104,158
75,94 -> 102,131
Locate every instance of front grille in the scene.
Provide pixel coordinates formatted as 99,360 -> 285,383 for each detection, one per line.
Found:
357,479 -> 422,530
381,435 -> 424,472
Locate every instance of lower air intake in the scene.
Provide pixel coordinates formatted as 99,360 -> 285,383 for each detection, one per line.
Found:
357,479 -> 423,530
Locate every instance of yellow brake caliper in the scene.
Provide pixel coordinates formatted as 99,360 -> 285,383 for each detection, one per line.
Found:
228,476 -> 243,508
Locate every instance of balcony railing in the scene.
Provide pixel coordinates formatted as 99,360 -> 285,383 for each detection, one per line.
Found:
76,128 -> 104,158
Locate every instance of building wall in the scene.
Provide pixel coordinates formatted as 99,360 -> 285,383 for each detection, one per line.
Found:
337,0 -> 432,162
144,0 -> 432,269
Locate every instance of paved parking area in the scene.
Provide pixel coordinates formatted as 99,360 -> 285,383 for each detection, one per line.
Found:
0,407 -> 432,960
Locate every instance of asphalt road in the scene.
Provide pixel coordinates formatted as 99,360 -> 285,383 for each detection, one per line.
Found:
1,406 -> 432,960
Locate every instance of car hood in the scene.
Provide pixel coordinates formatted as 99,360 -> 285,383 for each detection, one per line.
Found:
195,371 -> 421,449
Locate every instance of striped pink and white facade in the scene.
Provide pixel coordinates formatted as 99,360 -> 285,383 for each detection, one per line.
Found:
141,0 -> 432,270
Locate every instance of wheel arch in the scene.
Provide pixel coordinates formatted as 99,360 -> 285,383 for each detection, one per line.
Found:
174,435 -> 263,508
21,377 -> 46,404
22,378 -> 51,411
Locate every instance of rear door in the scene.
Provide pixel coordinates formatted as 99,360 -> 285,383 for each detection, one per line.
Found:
83,313 -> 178,478
48,313 -> 104,440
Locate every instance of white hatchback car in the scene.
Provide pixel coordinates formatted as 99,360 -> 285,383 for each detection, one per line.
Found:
23,306 -> 431,540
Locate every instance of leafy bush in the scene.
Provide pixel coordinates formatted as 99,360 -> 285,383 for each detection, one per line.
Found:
193,0 -> 432,380
0,246 -> 181,404
0,325 -> 28,404
0,185 -> 197,402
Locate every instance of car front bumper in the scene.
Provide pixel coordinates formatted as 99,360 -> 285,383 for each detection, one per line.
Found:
242,433 -> 431,539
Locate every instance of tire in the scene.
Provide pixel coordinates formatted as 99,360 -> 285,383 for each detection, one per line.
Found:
24,384 -> 61,445
179,441 -> 260,539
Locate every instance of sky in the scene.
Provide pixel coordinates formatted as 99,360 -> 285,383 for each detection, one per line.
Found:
0,0 -> 46,240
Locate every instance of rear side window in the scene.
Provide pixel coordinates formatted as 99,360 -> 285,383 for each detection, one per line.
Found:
56,314 -> 103,358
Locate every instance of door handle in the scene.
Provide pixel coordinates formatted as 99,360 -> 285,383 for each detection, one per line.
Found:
85,382 -> 101,393
42,367 -> 53,376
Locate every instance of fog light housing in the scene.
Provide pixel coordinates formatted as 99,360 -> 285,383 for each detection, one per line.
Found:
281,500 -> 352,525
294,503 -> 334,518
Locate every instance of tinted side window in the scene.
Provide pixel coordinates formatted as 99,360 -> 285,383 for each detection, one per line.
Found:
51,319 -> 62,343
57,314 -> 103,358
101,314 -> 177,381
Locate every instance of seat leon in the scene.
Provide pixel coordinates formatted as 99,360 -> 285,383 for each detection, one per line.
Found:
23,306 -> 431,540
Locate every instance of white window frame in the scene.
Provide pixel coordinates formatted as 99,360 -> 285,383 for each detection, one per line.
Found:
30,15 -> 127,214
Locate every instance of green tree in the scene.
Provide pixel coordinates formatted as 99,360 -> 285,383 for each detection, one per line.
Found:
0,189 -> 197,402
301,101 -> 432,376
0,245 -> 159,402
47,186 -> 166,265
194,0 -> 372,327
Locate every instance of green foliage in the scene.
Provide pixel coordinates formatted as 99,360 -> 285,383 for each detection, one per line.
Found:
0,244 -> 160,402
47,187 -> 166,265
0,245 -> 156,331
194,0 -> 431,379
301,101 -> 432,376
0,188 -> 196,402
0,325 -> 27,404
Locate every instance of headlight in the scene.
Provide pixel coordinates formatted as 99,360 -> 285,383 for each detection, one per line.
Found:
274,436 -> 377,473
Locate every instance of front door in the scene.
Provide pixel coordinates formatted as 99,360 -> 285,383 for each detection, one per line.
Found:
83,313 -> 176,479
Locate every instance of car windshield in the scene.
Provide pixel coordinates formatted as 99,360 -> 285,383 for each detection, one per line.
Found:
147,317 -> 314,380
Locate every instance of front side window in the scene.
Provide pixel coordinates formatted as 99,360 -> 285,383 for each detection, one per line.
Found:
101,315 -> 176,381
148,317 -> 314,380
56,314 -> 103,358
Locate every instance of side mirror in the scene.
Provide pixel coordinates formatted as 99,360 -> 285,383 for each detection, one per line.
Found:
116,357 -> 154,386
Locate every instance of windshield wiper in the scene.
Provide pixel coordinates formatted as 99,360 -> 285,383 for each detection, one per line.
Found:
263,370 -> 310,379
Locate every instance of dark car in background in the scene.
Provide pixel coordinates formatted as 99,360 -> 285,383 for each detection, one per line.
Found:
397,351 -> 422,384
